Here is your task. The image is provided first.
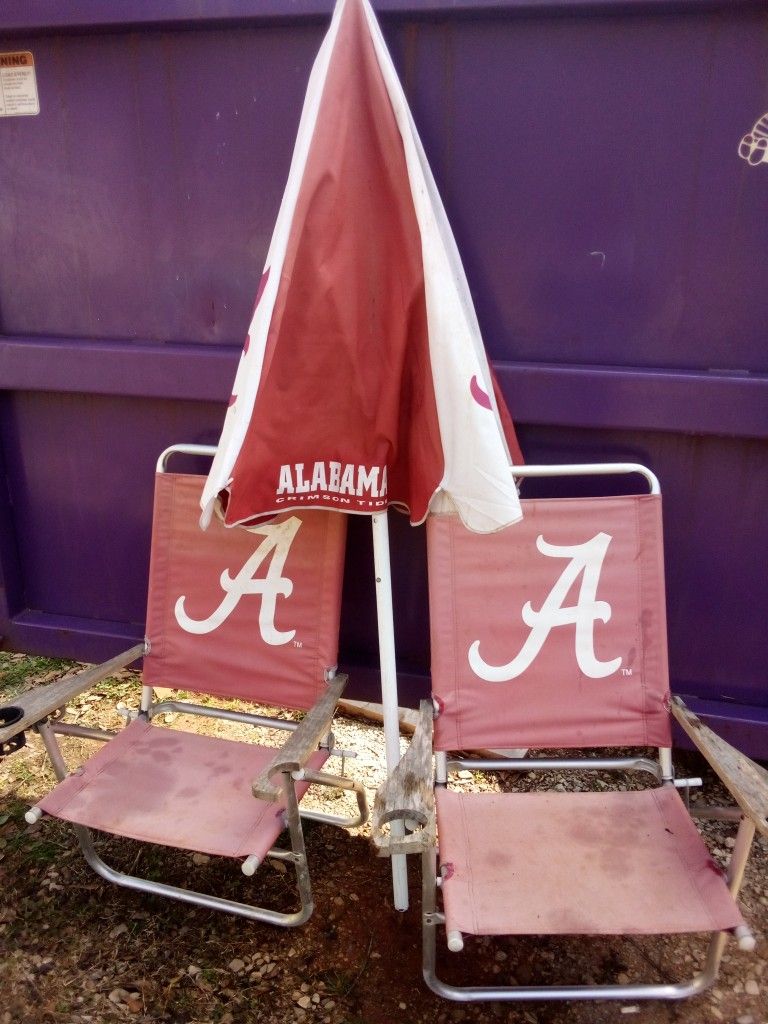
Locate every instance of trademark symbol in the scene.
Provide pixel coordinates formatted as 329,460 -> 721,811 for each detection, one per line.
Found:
621,668 -> 633,677
293,639 -> 303,649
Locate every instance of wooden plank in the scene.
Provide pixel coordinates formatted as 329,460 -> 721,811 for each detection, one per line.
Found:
337,698 -> 420,733
337,697 -> 526,758
371,700 -> 435,856
672,697 -> 768,838
0,643 -> 145,748
252,674 -> 347,801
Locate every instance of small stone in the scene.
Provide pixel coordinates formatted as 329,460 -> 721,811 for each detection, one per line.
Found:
370,951 -> 381,959
311,993 -> 320,1004
333,896 -> 344,907
457,770 -> 472,780
300,982 -> 310,993
125,994 -> 142,1015
399,1003 -> 407,1010
494,950 -> 507,962
228,958 -> 245,973
737,1015 -> 755,1024
187,965 -> 201,976
619,1009 -> 640,1016
617,972 -> 630,984
108,989 -> 129,1005
192,853 -> 210,866
297,995 -> 312,1010
745,979 -> 759,996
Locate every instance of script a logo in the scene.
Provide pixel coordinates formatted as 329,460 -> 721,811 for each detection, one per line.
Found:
175,516 -> 301,646
468,532 -> 622,681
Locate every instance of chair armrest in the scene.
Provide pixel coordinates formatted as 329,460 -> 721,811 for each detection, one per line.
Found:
251,674 -> 348,801
671,696 -> 768,838
371,700 -> 435,857
0,643 -> 146,749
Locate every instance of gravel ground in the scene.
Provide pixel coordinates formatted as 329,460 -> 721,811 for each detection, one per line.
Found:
0,657 -> 766,1024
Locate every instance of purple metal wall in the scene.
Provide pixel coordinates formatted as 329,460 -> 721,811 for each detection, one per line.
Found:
1,1 -> 766,753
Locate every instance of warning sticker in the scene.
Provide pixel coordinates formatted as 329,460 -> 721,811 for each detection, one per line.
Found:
0,51 -> 39,117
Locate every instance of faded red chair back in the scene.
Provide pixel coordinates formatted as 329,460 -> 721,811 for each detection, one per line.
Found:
143,473 -> 346,710
428,494 -> 672,752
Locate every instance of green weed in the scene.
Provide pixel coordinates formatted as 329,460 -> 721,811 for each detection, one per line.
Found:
0,652 -> 72,700
5,829 -> 63,865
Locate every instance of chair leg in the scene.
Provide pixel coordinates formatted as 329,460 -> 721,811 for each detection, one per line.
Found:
280,769 -> 314,922
419,845 -> 732,1003
421,845 -> 443,991
73,823 -> 314,927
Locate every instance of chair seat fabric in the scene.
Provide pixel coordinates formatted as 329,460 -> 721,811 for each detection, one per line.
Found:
39,719 -> 329,859
436,786 -> 743,937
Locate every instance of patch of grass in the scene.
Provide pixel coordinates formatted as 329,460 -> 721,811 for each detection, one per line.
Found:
8,759 -> 37,786
0,796 -> 30,823
5,829 -> 63,865
318,967 -> 358,997
91,675 -> 139,701
0,652 -> 73,700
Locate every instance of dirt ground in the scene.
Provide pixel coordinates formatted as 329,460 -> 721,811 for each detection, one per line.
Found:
0,654 -> 765,1024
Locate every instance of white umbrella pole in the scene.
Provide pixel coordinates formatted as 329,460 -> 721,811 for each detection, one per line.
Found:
371,510 -> 409,911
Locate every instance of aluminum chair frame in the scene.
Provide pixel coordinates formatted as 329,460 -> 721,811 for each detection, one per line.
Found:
373,464 -> 767,1002
11,443 -> 368,926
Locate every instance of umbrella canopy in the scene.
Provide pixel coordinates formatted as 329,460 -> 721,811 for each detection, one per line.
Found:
200,0 -> 522,535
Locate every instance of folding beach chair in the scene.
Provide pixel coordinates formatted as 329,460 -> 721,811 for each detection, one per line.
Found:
12,444 -> 367,925
373,463 -> 768,1001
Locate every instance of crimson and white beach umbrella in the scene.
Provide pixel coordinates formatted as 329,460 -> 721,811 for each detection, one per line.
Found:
201,0 -> 523,906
